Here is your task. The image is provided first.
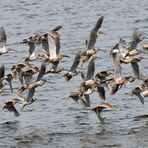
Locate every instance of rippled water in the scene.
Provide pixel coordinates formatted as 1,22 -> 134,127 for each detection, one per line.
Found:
0,0 -> 148,147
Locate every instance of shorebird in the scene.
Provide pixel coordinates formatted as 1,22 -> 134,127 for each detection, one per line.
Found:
132,78 -> 148,99
42,55 -> 66,74
64,51 -> 81,81
80,78 -> 98,96
95,71 -> 112,81
95,72 -> 113,98
0,98 -> 20,117
121,29 -> 145,79
48,28 -> 61,59
80,60 -> 96,107
95,71 -> 113,100
21,67 -> 39,85
79,55 -> 96,67
124,49 -> 146,57
11,59 -> 35,85
79,48 -> 100,67
91,102 -> 116,124
109,49 -> 132,95
0,26 -> 15,55
66,60 -> 96,107
120,56 -> 144,64
109,76 -> 135,95
18,59 -> 50,93
116,38 -> 145,58
131,87 -> 145,104
65,91 -> 91,108
46,27 -> 69,71
11,63 -> 26,71
86,16 -> 104,50
117,32 -> 145,79
118,38 -> 144,57
65,91 -> 81,103
11,57 -> 34,71
23,34 -> 42,60
80,48 -> 101,56
22,34 -> 42,44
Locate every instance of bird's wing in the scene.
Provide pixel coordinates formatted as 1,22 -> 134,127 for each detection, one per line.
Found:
83,94 -> 91,107
26,86 -> 35,102
132,28 -> 140,42
36,62 -> 46,81
41,40 -> 49,53
113,55 -> 122,80
137,93 -> 145,105
28,42 -> 35,55
129,28 -> 144,51
93,16 -> 104,31
0,65 -> 5,79
54,37 -> 60,55
6,76 -> 13,93
24,75 -> 33,84
0,26 -> 6,48
131,62 -> 140,79
86,60 -> 95,80
69,52 -> 81,72
7,106 -> 20,117
48,33 -> 57,59
96,86 -> 106,100
51,26 -> 62,31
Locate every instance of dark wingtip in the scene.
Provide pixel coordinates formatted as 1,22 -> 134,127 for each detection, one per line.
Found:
94,16 -> 104,31
51,25 -> 63,31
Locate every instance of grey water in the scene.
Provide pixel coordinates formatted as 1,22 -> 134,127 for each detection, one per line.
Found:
0,0 -> 148,147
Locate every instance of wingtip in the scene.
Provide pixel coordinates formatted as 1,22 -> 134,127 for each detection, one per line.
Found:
94,16 -> 104,31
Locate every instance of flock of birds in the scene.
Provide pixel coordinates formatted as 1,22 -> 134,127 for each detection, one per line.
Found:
0,16 -> 148,124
